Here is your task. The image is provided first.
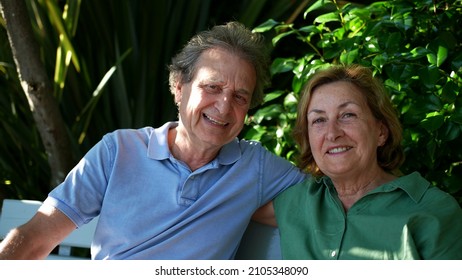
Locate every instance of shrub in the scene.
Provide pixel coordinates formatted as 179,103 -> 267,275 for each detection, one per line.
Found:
245,0 -> 462,205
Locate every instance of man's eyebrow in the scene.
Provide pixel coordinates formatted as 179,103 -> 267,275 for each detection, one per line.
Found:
235,89 -> 252,95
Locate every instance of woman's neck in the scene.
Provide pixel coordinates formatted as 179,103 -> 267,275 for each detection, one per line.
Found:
332,169 -> 396,212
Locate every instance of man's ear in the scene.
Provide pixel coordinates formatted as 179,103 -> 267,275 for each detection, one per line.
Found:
174,81 -> 182,105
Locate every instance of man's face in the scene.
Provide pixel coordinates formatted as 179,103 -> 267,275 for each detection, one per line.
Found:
175,48 -> 256,150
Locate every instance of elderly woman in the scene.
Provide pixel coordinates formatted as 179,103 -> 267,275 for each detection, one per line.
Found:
255,64 -> 462,259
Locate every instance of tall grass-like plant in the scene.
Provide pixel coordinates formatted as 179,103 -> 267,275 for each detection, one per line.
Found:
245,0 -> 462,205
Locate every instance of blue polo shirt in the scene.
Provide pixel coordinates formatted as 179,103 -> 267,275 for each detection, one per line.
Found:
45,122 -> 306,259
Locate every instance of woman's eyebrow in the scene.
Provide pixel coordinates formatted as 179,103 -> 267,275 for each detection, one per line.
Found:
339,100 -> 360,109
307,101 -> 360,116
307,109 -> 325,116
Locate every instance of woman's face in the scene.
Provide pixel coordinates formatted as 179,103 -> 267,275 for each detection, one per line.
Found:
306,81 -> 388,179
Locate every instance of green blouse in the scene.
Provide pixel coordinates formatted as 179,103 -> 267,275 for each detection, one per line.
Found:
274,172 -> 462,259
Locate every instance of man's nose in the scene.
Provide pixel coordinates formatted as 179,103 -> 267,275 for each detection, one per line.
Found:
215,94 -> 232,114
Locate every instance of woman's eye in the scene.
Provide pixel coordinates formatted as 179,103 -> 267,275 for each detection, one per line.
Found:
311,118 -> 325,125
342,112 -> 356,119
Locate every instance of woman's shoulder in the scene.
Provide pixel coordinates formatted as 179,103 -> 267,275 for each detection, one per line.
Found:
276,176 -> 324,200
395,172 -> 461,213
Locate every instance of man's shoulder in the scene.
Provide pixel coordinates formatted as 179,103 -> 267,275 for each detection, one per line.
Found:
100,127 -> 157,151
105,126 -> 154,139
236,138 -> 263,148
106,122 -> 174,139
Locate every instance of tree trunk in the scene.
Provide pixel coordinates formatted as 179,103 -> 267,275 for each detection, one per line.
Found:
0,0 -> 74,188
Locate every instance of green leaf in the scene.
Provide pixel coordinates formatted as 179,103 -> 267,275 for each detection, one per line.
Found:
271,58 -> 296,75
243,126 -> 265,141
420,113 -> 444,132
384,32 -> 403,53
252,104 -> 283,123
292,58 -> 306,78
292,77 -> 305,94
427,53 -> 437,65
427,40 -> 448,67
340,49 -> 359,65
427,94 -> 443,111
441,121 -> 461,142
419,66 -> 441,89
283,92 -> 298,108
263,91 -> 285,103
272,29 -> 295,45
314,12 -> 340,24
406,47 -> 431,60
384,63 -> 413,82
390,8 -> 414,31
253,19 -> 279,33
298,25 -> 320,34
45,0 -> 80,72
426,138 -> 437,162
304,0 -> 334,17
372,53 -> 388,69
451,52 -> 462,71
441,81 -> 458,103
436,45 -> 448,67
364,37 -> 380,53
323,47 -> 343,60
402,99 -> 431,124
452,106 -> 462,124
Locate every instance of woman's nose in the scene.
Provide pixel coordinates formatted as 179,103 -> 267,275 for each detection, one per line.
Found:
326,120 -> 344,141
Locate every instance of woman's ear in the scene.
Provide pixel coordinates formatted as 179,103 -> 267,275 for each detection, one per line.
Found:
378,121 -> 389,147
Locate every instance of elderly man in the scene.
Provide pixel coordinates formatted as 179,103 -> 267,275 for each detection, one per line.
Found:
0,22 -> 305,259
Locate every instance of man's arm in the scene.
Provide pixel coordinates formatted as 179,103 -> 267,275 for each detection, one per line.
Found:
252,201 -> 277,227
0,204 -> 76,259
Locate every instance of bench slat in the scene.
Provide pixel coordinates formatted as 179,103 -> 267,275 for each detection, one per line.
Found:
0,199 -> 97,259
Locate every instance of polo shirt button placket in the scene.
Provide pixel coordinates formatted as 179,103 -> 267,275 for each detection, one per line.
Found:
330,250 -> 337,259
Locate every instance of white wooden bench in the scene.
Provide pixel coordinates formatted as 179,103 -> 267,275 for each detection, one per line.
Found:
0,199 -> 97,260
1,199 -> 281,260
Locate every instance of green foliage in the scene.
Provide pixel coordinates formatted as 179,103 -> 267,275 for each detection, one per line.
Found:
246,0 -> 462,205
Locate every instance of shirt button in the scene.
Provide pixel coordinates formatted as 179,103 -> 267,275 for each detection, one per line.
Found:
331,250 -> 337,258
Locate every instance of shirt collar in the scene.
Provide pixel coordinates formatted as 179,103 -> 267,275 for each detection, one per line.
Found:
321,171 -> 431,203
383,171 -> 431,203
147,121 -> 241,166
147,121 -> 174,160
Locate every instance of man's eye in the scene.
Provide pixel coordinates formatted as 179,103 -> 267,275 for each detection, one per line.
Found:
203,84 -> 221,93
234,94 -> 249,105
